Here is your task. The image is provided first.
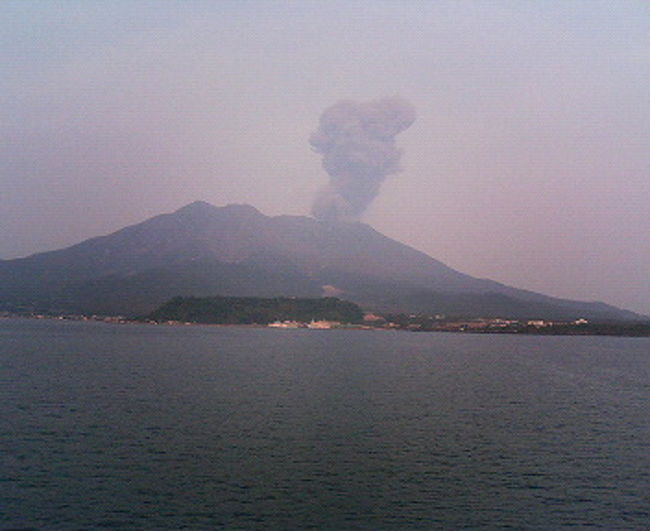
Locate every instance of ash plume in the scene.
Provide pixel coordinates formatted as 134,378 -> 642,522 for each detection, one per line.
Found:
310,96 -> 416,222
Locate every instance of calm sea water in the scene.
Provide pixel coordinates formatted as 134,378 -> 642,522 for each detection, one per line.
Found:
1,319 -> 648,529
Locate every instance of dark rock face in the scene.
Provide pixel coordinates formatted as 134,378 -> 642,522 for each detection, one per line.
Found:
0,201 -> 642,320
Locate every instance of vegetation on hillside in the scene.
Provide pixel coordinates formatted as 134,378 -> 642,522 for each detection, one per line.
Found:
147,296 -> 364,325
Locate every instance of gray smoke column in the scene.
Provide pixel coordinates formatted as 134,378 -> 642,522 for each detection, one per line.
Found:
310,96 -> 416,222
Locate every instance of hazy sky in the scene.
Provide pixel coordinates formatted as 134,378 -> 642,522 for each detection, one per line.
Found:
2,0 -> 649,314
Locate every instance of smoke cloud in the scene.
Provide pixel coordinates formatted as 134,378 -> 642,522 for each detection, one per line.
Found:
310,97 -> 416,222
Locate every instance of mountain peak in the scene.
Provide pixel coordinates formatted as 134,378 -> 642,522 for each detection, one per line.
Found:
175,200 -> 217,214
172,201 -> 264,226
175,201 -> 262,217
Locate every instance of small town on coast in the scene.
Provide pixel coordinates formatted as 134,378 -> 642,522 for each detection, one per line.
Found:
3,308 -> 649,337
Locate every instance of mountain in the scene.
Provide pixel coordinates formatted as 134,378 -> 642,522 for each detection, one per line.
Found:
0,201 -> 642,320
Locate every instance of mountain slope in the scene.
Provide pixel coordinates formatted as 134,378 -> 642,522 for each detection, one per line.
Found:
0,201 -> 642,320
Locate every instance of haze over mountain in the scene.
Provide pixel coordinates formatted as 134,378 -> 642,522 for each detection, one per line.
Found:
0,201 -> 642,320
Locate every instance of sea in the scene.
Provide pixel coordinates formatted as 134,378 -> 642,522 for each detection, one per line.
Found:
1,318 -> 648,530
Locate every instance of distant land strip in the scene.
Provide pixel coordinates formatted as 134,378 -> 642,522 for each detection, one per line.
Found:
2,296 -> 648,336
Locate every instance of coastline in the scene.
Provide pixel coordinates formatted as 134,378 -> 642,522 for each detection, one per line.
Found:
2,313 -> 648,338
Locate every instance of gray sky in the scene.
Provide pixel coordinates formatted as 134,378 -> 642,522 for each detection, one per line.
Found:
1,0 -> 649,315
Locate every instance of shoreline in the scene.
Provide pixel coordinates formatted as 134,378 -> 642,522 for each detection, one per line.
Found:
2,314 -> 649,338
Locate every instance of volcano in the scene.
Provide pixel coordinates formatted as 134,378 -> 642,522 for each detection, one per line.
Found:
0,201 -> 641,320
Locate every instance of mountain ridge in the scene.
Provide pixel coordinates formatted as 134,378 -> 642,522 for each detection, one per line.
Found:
0,201 -> 643,320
